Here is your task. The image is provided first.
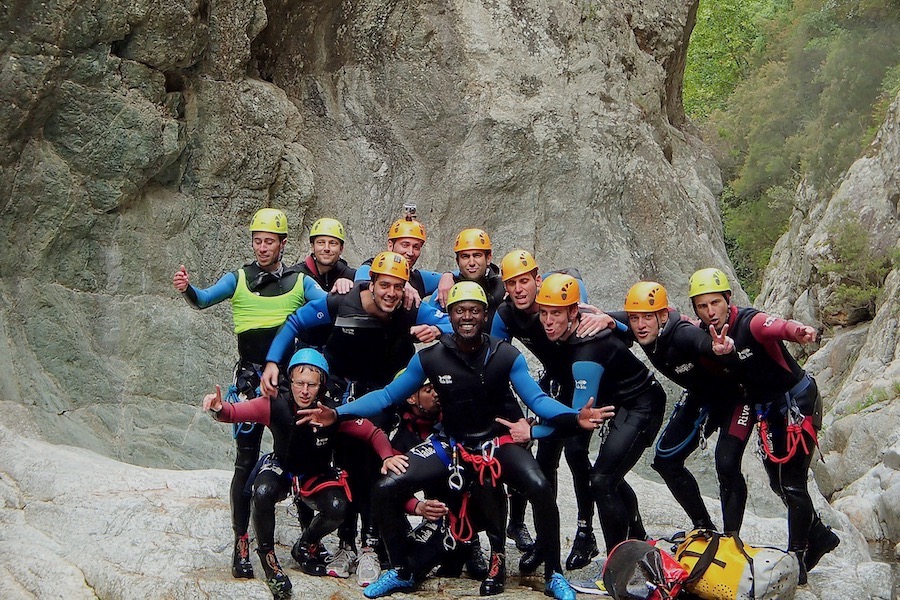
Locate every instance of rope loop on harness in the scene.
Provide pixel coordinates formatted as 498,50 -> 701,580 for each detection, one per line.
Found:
292,470 -> 353,503
756,401 -> 816,465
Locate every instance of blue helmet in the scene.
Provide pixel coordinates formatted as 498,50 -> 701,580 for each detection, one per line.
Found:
287,348 -> 329,374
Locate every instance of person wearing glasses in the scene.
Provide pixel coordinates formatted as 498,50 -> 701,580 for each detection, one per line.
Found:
203,348 -> 402,598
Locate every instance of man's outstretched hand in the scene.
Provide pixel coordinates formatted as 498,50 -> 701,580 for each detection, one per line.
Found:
295,402 -> 337,427
577,398 -> 615,430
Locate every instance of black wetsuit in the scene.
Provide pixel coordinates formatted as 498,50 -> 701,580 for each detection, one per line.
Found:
492,298 -> 595,528
213,391 -> 392,552
295,255 -> 357,349
611,309 -> 752,533
555,329 -> 666,553
718,305 -> 826,553
182,263 -> 323,542
337,333 -> 584,581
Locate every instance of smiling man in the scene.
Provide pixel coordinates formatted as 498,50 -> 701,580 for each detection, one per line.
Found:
203,349 -> 398,597
612,281 -> 752,537
535,274 -> 666,558
299,217 -> 357,293
297,281 -> 615,600
490,250 -> 610,570
260,250 -> 450,585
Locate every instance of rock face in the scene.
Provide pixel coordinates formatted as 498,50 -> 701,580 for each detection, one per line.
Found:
757,93 -> 900,543
0,0 -> 736,467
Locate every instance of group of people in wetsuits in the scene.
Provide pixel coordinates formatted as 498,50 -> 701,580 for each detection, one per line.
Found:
179,207 -> 840,599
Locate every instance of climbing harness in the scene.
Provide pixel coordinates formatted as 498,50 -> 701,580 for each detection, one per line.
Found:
756,376 -> 818,464
655,395 -> 711,459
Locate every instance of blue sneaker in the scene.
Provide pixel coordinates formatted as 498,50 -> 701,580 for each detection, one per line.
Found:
545,572 -> 577,600
363,569 -> 415,598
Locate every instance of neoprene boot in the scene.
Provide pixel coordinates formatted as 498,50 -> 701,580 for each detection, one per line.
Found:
291,540 -> 327,576
805,520 -> 840,572
232,533 -> 254,579
479,553 -> 506,596
506,521 -> 536,552
257,548 -> 293,598
565,526 -> 599,570
519,544 -> 544,574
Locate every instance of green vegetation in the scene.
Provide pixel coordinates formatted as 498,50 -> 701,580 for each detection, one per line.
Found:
819,219 -> 899,318
847,383 -> 896,415
684,0 -> 900,298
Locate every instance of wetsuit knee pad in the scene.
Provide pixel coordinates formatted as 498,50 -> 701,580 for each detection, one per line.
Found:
650,455 -> 684,477
252,481 -> 282,509
589,471 -> 617,496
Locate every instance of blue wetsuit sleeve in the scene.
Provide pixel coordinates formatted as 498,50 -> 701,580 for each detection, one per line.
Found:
489,312 -> 511,341
418,269 -> 443,296
302,276 -> 327,301
186,272 -> 237,309
571,360 -> 604,410
606,310 -> 630,333
336,355 -> 427,419
530,423 -> 555,439
265,297 -> 332,363
415,303 -> 452,333
354,264 -> 371,282
509,355 -> 577,420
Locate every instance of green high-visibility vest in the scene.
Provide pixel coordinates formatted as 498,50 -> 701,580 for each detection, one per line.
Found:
230,268 -> 306,334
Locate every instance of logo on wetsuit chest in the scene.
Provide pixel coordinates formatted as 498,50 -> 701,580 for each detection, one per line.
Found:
315,436 -> 329,447
340,327 -> 355,336
438,375 -> 453,385
575,379 -> 587,390
737,348 -> 753,360
674,362 -> 694,374
409,441 -> 437,459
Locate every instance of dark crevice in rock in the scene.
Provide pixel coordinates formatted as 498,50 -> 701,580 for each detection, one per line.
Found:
164,71 -> 185,94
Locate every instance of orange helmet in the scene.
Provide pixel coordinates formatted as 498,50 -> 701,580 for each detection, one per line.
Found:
388,219 -> 427,242
535,273 -> 580,307
501,249 -> 539,282
369,251 -> 410,282
624,281 -> 669,313
453,228 -> 492,253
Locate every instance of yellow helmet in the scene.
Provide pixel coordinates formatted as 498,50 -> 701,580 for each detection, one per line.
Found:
535,273 -> 580,307
454,228 -> 492,253
624,281 -> 669,313
388,219 -> 427,242
446,281 -> 488,306
370,251 -> 410,282
309,218 -> 345,242
501,249 -> 539,282
688,268 -> 731,298
249,208 -> 288,235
